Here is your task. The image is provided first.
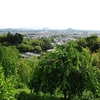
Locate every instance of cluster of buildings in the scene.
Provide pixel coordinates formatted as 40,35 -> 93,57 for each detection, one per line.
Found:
1,28 -> 100,58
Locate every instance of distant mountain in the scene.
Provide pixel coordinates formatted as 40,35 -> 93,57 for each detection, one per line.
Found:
0,28 -> 100,33
42,28 -> 50,30
66,28 -> 75,31
66,28 -> 90,32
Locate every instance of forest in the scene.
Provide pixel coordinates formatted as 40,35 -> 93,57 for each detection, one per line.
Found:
0,32 -> 100,100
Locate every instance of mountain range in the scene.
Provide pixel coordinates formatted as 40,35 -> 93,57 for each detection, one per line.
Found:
0,28 -> 100,33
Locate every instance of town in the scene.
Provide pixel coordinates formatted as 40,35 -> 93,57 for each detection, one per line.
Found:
1,28 -> 100,59
1,28 -> 100,45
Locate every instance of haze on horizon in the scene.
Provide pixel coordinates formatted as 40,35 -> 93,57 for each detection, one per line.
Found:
0,0 -> 100,30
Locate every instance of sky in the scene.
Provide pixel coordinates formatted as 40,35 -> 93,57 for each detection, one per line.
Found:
0,0 -> 100,30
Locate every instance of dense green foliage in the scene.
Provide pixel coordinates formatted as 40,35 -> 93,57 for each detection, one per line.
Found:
17,38 -> 53,53
0,32 -> 53,53
0,33 -> 100,99
30,41 -> 100,99
77,34 -> 100,52
0,31 -> 23,45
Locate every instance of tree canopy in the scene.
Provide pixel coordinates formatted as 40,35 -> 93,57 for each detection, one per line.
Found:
30,41 -> 100,99
0,33 -> 100,99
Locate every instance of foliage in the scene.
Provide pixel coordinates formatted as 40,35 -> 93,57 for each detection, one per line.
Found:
81,91 -> 94,100
0,46 -> 19,78
0,65 -> 18,100
1,33 -> 100,99
0,31 -> 23,45
33,46 -> 42,53
16,91 -> 61,100
18,56 -> 39,86
92,50 -> 100,69
30,41 -> 100,99
77,37 -> 87,48
77,35 -> 100,52
17,38 -> 53,53
40,38 -> 53,51
32,39 -> 41,46
17,43 -> 34,52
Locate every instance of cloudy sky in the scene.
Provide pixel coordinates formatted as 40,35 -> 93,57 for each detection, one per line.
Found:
0,0 -> 100,30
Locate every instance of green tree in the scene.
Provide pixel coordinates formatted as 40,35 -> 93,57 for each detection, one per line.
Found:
3,32 -> 23,45
0,64 -> 18,100
77,35 -> 100,52
30,41 -> 100,99
33,46 -> 42,53
13,33 -> 23,44
18,56 -> 39,86
85,35 -> 99,52
32,39 -> 41,46
0,46 -> 19,78
40,38 -> 53,51
77,37 -> 87,48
